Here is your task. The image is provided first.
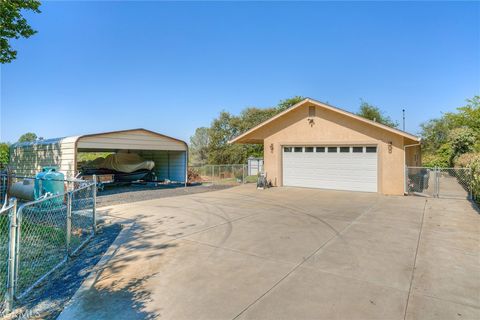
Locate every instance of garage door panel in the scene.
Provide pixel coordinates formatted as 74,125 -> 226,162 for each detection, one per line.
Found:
282,146 -> 378,192
283,172 -> 377,181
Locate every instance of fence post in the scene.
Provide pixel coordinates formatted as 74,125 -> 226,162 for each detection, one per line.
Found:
211,165 -> 214,185
468,168 -> 473,201
242,164 -> 246,184
66,192 -> 72,257
92,175 -> 97,234
6,198 -> 18,312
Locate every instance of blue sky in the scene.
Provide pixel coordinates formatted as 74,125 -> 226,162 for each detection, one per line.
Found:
1,1 -> 479,143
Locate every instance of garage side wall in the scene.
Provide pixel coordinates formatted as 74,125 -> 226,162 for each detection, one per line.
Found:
9,137 -> 77,178
405,144 -> 422,167
261,104 -> 407,195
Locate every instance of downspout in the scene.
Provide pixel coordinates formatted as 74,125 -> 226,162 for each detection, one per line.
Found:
404,141 -> 421,194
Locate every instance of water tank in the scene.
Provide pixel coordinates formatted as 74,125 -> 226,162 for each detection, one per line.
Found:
34,166 -> 65,199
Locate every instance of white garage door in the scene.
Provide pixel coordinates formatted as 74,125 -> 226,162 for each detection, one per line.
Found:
282,146 -> 378,192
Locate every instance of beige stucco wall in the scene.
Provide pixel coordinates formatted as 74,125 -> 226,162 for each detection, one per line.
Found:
256,104 -> 419,195
405,144 -> 422,167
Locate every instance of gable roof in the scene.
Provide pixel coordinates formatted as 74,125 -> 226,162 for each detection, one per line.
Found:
229,98 -> 420,143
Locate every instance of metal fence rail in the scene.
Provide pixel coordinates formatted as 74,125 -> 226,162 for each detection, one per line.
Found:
406,166 -> 472,199
188,164 -> 259,185
0,175 -> 97,315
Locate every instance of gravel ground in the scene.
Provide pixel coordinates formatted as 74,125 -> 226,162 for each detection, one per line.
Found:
97,183 -> 235,207
4,223 -> 121,320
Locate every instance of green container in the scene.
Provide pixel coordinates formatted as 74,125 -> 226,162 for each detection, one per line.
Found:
34,166 -> 65,200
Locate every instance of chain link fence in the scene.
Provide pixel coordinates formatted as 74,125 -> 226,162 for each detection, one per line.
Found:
0,199 -> 17,313
70,183 -> 96,255
406,167 -> 472,199
188,164 -> 259,185
0,174 -> 97,315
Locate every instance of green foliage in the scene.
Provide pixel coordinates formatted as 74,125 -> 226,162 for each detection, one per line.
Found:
276,96 -> 305,112
420,118 -> 451,153
194,96 -> 304,165
356,101 -> 399,128
18,132 -> 37,143
445,96 -> 480,133
0,0 -> 41,64
421,144 -> 453,167
0,142 -> 9,165
449,127 -> 477,157
420,95 -> 480,167
189,127 -> 210,166
455,152 -> 480,202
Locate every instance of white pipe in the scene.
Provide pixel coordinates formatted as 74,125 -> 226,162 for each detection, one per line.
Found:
404,141 -> 422,194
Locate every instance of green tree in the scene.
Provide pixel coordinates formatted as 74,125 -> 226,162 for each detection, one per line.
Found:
276,96 -> 305,112
449,127 -> 477,158
444,96 -> 480,133
357,101 -> 399,128
189,127 -> 210,166
202,96 -> 305,165
18,132 -> 37,143
0,143 -> 9,166
207,111 -> 242,164
1,0 -> 41,64
420,118 -> 451,153
420,95 -> 480,167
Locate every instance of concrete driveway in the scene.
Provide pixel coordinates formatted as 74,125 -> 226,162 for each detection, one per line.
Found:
58,185 -> 480,320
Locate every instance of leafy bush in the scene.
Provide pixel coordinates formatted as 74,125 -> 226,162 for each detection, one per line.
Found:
455,152 -> 480,202
0,143 -> 9,166
421,144 -> 453,167
449,127 -> 477,156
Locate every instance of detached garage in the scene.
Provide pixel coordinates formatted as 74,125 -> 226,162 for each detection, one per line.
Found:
230,98 -> 421,195
10,128 -> 188,184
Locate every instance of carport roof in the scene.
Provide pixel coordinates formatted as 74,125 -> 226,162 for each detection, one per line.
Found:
229,98 -> 421,144
12,128 -> 188,149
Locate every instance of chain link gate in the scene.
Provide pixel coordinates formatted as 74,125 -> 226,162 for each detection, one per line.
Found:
406,167 -> 472,199
0,174 -> 97,315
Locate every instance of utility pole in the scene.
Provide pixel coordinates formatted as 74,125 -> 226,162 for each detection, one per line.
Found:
402,109 -> 405,131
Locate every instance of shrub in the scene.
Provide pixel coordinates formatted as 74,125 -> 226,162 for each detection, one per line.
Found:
422,143 -> 453,167
0,143 -> 9,167
187,168 -> 201,183
449,127 -> 477,157
455,152 -> 480,202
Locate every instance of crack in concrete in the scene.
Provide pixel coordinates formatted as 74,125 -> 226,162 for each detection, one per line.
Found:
403,198 -> 428,320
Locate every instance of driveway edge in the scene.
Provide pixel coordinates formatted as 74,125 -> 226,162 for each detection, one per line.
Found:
56,221 -> 136,320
